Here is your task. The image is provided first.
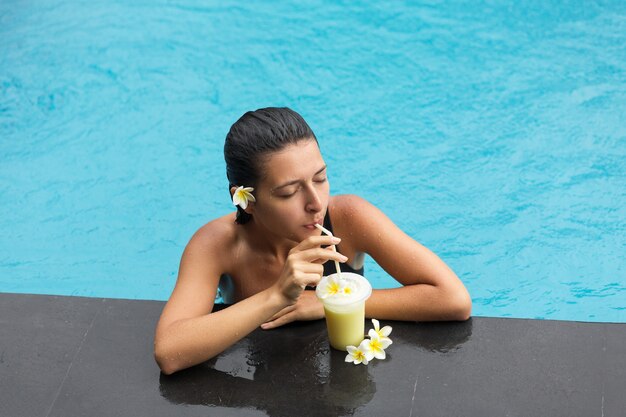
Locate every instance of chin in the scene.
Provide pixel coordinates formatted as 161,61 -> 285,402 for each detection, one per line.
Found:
292,228 -> 319,242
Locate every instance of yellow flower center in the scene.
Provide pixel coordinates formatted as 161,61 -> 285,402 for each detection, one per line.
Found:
369,338 -> 383,353
326,281 -> 341,296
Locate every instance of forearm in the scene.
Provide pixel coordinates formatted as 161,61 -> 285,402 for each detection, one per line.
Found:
365,283 -> 471,322
155,289 -> 288,374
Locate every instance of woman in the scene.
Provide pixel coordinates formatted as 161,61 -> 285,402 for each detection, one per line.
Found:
154,107 -> 471,375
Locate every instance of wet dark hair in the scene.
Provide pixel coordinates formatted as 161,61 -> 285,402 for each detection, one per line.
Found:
224,107 -> 318,224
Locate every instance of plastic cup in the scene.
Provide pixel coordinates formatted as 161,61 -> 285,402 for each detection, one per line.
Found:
316,272 -> 372,351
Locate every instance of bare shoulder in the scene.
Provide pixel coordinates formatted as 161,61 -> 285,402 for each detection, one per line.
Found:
191,213 -> 238,249
329,194 -> 385,228
156,213 -> 238,332
328,194 -> 396,254
186,213 -> 238,270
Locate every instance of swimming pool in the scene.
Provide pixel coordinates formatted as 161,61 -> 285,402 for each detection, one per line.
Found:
1,1 -> 624,322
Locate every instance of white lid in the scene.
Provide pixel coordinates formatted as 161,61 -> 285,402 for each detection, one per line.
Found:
315,272 -> 372,307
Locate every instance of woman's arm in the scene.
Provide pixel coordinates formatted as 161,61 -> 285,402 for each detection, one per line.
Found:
154,228 -> 347,375
154,227 -> 280,375
335,194 -> 471,322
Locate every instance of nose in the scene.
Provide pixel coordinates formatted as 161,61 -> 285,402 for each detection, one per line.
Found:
305,184 -> 322,213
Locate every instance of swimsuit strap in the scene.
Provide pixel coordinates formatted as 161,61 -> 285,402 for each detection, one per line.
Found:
322,209 -> 364,277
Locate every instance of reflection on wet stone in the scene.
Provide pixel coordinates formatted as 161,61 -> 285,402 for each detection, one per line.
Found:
324,351 -> 375,408
159,318 -> 473,416
159,320 -> 376,417
396,319 -> 474,353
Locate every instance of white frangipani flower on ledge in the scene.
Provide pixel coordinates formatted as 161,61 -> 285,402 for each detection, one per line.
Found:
362,332 -> 391,360
344,319 -> 393,365
232,186 -> 256,209
369,318 -> 393,346
345,339 -> 374,365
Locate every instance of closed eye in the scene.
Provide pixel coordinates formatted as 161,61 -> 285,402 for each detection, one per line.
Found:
278,178 -> 325,198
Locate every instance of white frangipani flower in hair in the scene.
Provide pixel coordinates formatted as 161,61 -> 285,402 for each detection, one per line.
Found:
232,186 -> 256,209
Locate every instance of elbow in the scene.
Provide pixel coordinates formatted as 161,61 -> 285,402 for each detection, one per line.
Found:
455,302 -> 472,322
154,341 -> 183,376
158,364 -> 177,376
154,339 -> 219,375
450,290 -> 472,321
156,360 -> 178,376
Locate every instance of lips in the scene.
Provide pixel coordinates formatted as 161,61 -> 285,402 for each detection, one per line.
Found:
304,219 -> 323,229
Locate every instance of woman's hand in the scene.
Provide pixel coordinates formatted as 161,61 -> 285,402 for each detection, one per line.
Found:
270,235 -> 347,307
261,291 -> 324,329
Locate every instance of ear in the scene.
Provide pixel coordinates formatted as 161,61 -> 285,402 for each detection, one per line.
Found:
244,200 -> 256,215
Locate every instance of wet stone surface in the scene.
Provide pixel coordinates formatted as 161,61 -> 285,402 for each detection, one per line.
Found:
1,293 -> 624,417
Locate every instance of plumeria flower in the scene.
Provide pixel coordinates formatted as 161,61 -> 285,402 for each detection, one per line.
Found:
362,331 -> 392,360
345,339 -> 374,365
342,282 -> 355,296
232,186 -> 256,209
318,275 -> 343,299
369,318 -> 393,346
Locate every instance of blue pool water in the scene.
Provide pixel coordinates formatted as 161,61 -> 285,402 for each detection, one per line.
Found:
1,1 -> 625,322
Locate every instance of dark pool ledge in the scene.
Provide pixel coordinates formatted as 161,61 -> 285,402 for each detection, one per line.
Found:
1,293 -> 624,417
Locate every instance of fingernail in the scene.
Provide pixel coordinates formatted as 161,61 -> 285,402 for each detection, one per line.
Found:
340,255 -> 348,262
331,237 -> 341,244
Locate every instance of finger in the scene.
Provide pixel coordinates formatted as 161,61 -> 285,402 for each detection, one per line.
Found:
290,270 -> 325,289
291,235 -> 341,252
299,272 -> 324,288
294,247 -> 348,263
296,262 -> 324,275
261,311 -> 297,330
266,305 -> 296,322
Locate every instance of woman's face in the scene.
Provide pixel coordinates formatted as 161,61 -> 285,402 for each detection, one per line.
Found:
251,139 -> 329,242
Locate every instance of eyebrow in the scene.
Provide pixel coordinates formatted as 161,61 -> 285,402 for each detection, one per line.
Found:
271,165 -> 327,192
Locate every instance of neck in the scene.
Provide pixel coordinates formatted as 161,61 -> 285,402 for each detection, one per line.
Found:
242,219 -> 298,261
